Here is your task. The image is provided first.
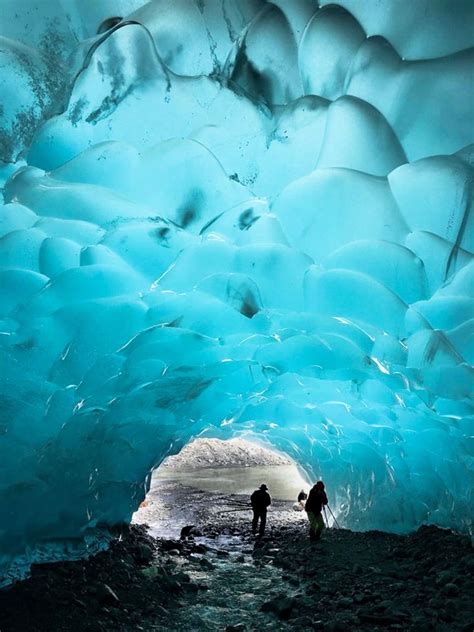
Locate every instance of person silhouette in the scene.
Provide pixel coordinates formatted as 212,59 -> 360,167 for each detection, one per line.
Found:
297,489 -> 307,508
250,484 -> 271,537
305,481 -> 328,541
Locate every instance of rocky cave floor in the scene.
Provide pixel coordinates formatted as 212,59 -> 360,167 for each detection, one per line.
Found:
0,482 -> 473,632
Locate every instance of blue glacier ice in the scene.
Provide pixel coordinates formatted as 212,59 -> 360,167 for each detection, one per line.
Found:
0,0 -> 473,585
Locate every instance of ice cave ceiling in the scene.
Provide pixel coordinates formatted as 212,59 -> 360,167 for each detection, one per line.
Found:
0,0 -> 473,584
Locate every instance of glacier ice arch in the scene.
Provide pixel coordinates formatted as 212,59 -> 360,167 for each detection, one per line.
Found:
0,0 -> 473,585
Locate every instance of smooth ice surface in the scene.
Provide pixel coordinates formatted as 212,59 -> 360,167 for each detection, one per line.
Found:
0,0 -> 473,585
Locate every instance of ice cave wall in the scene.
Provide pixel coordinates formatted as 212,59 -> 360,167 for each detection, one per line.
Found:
0,0 -> 473,584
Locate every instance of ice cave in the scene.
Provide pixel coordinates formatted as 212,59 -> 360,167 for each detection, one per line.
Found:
0,0 -> 473,588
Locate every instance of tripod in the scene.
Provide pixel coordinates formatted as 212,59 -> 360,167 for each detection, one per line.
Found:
323,504 -> 341,529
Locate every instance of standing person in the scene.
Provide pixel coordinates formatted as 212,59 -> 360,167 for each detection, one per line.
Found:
250,483 -> 271,537
305,481 -> 328,541
297,489 -> 308,508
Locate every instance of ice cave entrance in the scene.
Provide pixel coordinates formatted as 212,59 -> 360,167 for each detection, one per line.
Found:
133,438 -> 311,537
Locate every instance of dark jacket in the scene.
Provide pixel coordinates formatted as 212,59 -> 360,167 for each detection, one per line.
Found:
305,487 -> 328,514
250,489 -> 271,511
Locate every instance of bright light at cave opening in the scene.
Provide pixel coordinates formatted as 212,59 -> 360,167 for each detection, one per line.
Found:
133,437 -> 312,537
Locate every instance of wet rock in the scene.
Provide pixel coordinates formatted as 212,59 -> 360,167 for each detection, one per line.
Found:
161,539 -> 182,551
225,624 -> 246,632
87,621 -> 107,632
359,611 -> 407,625
337,596 -> 353,608
305,583 -> 320,595
156,605 -> 170,616
440,582 -> 459,597
292,615 -> 313,628
199,557 -> 215,570
326,620 -> 350,632
319,586 -> 333,596
108,606 -> 121,619
461,557 -> 474,573
96,583 -> 120,605
136,543 -> 154,564
180,525 -> 196,540
262,555 -> 275,563
260,595 -> 295,620
174,572 -> 191,584
142,563 -> 169,580
168,549 -> 181,556
165,579 -> 183,592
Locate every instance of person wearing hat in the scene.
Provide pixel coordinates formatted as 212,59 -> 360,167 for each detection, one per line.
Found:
305,480 -> 328,541
250,483 -> 271,537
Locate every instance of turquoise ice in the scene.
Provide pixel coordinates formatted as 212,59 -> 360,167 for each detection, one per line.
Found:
0,0 -> 473,585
